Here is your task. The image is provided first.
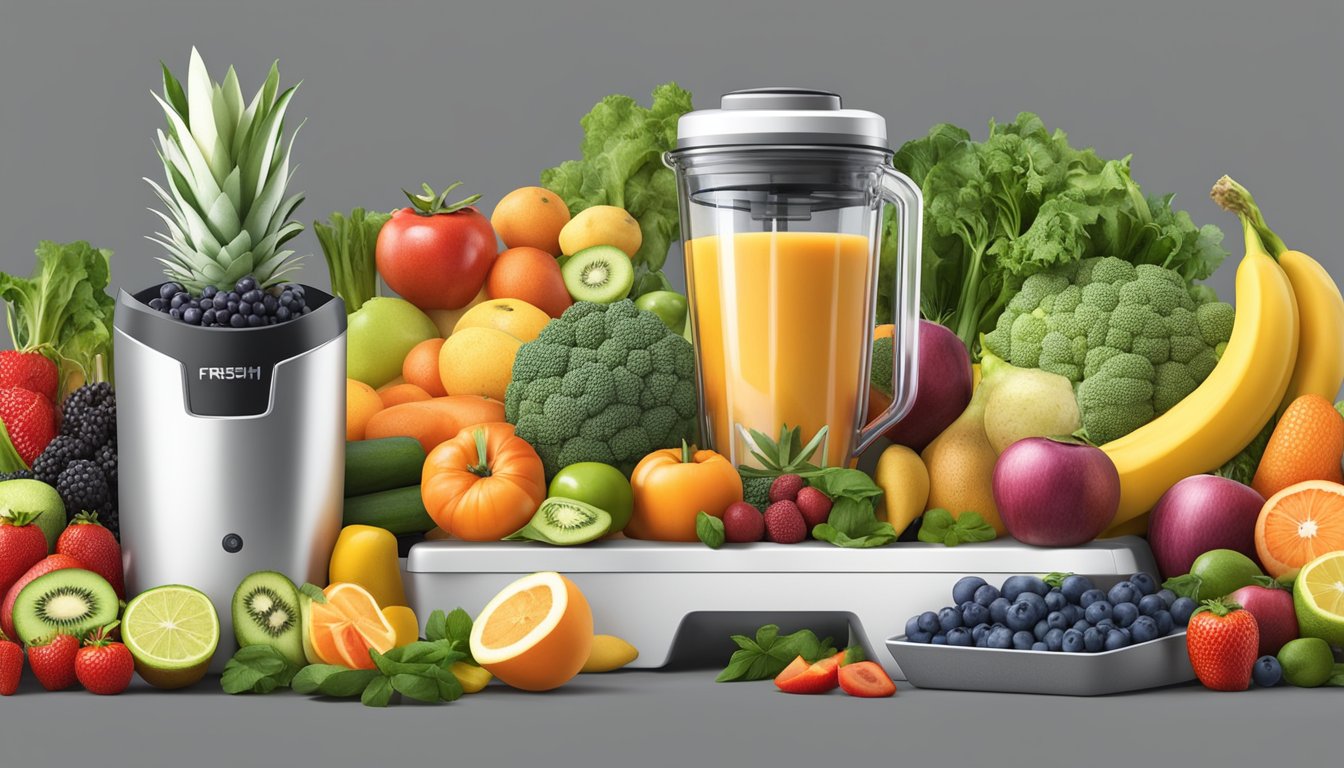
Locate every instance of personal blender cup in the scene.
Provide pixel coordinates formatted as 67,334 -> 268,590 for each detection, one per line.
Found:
114,288 -> 346,669
665,88 -> 923,467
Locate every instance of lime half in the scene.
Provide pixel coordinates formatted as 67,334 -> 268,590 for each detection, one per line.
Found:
1295,551 -> 1344,649
122,584 -> 220,689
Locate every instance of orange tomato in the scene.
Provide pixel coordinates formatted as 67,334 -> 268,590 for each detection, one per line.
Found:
421,422 -> 546,541
625,443 -> 743,541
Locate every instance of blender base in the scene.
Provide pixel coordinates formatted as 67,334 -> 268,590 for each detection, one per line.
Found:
404,537 -> 1157,679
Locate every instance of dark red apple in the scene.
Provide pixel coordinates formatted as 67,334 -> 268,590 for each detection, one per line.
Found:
869,321 -> 973,453
993,438 -> 1121,547
1229,584 -> 1298,657
1148,475 -> 1264,579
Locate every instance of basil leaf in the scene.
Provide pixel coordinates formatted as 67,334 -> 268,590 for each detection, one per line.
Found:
444,608 -> 474,660
291,664 -> 347,695
801,467 -> 883,501
318,669 -> 381,698
391,673 -> 442,703
299,583 -> 327,604
715,625 -> 836,681
955,511 -> 998,543
221,645 -> 302,694
361,676 -> 394,708
917,508 -> 954,544
842,646 -> 866,666
433,665 -> 465,702
425,609 -> 448,642
814,523 -> 898,548
696,511 -> 725,549
755,624 -> 780,648
1163,574 -> 1203,601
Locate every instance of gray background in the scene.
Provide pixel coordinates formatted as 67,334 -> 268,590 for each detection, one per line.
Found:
1,1 -> 1341,766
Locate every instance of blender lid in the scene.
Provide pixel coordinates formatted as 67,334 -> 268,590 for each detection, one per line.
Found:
672,88 -> 889,151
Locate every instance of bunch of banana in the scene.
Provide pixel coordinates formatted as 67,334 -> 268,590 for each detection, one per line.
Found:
1099,176 -> 1344,536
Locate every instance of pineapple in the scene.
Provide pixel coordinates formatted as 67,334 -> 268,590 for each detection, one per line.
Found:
146,48 -> 305,292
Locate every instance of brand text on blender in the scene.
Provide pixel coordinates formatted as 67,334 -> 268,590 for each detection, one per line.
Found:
198,366 -> 263,381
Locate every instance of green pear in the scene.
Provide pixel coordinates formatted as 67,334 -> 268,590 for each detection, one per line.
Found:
981,352 -> 1082,454
346,297 -> 440,388
0,479 -> 66,551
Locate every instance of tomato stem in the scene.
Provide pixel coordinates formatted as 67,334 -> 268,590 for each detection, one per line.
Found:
467,428 -> 492,477
403,181 -> 482,217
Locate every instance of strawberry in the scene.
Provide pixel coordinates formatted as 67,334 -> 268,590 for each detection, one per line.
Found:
0,628 -> 22,695
0,510 -> 50,598
0,350 -> 58,403
75,623 -> 133,695
0,386 -> 57,466
774,654 -> 840,694
27,633 -> 79,691
1186,598 -> 1260,692
795,486 -> 833,528
722,502 -> 764,543
56,512 -> 123,598
769,474 -> 807,504
764,500 -> 807,544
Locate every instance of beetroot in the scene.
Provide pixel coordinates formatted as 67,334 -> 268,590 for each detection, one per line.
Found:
1148,475 -> 1264,579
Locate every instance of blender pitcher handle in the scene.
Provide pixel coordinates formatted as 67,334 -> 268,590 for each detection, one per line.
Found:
853,166 -> 923,456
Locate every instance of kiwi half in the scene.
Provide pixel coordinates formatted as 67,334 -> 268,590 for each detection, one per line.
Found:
506,497 -> 612,546
13,568 -> 119,645
562,245 -> 635,304
231,570 -> 305,667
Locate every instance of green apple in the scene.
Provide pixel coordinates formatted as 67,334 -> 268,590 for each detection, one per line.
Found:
347,297 -> 440,388
0,479 -> 66,552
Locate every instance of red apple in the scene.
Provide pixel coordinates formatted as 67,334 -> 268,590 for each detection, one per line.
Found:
870,321 -> 973,453
993,438 -> 1121,547
1229,584 -> 1298,657
1148,475 -> 1264,579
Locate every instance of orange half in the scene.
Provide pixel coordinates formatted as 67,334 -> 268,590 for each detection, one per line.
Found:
469,572 -> 592,691
1255,480 -> 1344,579
306,583 -> 397,670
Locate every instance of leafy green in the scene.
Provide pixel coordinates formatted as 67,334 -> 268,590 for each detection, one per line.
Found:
696,511 -> 725,549
802,467 -> 897,548
0,241 -> 116,390
220,645 -> 303,694
314,208 -> 391,313
715,625 -> 837,682
541,83 -> 692,297
424,607 -> 476,665
1215,417 -> 1276,486
1162,573 -> 1202,601
0,421 -> 27,473
916,509 -> 997,546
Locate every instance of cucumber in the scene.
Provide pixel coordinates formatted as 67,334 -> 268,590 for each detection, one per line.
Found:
342,486 -> 435,535
345,437 -> 426,496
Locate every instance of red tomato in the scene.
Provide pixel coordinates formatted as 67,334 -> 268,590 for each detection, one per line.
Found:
376,182 -> 499,310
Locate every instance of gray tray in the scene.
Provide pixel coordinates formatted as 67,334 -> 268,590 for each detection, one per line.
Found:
886,631 -> 1194,696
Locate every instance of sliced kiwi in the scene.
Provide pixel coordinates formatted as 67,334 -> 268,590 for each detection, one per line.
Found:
13,568 -> 119,645
505,497 -> 612,546
231,570 -> 305,667
562,246 -> 635,304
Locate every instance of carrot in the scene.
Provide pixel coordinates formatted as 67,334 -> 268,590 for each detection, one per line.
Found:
364,395 -> 507,454
1251,394 -> 1344,499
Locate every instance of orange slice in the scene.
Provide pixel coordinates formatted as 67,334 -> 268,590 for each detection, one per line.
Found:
469,572 -> 592,691
1255,480 -> 1344,579
305,583 -> 397,670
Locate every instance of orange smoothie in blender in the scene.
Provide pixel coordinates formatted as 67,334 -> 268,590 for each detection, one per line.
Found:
686,231 -> 872,468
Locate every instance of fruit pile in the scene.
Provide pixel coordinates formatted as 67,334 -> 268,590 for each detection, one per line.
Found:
29,382 -> 120,535
902,573 -> 1193,653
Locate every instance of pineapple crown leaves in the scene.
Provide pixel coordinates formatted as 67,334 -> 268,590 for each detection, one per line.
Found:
145,48 -> 306,291
737,424 -> 829,478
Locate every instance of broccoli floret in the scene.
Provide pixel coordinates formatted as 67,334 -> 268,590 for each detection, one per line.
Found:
505,300 -> 698,477
983,256 -> 1234,444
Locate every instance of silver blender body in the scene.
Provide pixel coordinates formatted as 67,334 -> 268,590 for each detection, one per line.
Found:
113,287 -> 345,670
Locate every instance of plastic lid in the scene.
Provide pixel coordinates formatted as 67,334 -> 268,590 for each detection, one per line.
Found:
673,88 -> 889,151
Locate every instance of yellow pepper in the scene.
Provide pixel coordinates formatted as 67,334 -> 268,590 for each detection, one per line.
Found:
328,524 -> 407,607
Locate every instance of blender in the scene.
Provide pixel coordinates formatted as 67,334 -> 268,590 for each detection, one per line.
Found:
664,88 -> 922,467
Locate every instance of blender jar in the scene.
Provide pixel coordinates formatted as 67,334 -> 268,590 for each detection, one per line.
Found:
665,88 -> 922,468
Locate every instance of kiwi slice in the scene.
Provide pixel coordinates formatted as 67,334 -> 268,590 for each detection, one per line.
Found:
13,568 -> 119,645
562,246 -> 635,304
506,497 -> 612,545
231,570 -> 305,667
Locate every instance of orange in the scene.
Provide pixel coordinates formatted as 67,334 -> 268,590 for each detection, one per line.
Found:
378,382 -> 432,408
439,327 -> 522,402
1254,480 -> 1344,579
469,572 -> 593,691
403,338 -> 448,397
491,187 -> 571,257
486,247 -> 573,319
346,379 -> 383,441
305,582 -> 397,670
1252,395 -> 1344,499
453,298 -> 551,343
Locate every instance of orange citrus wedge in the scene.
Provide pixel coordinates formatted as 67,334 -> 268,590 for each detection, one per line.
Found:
469,572 -> 593,691
1255,480 -> 1344,579
305,582 -> 397,670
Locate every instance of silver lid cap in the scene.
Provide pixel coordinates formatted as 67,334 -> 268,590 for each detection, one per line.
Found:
673,88 -> 889,151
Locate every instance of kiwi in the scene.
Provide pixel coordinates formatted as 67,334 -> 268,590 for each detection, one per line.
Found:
13,568 -> 118,645
231,570 -> 305,667
506,497 -> 612,546
561,246 -> 635,304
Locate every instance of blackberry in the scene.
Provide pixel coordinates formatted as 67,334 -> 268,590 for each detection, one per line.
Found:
143,275 -> 310,327
0,469 -> 34,482
95,441 -> 118,483
60,382 -> 117,447
32,434 -> 93,484
55,459 -> 110,522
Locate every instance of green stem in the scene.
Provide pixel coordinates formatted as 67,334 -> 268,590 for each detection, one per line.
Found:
1210,176 -> 1288,258
467,428 -> 492,477
681,439 -> 694,464
403,182 -> 482,216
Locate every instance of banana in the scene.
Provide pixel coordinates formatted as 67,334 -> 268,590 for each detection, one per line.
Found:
1278,250 -> 1344,406
1100,212 -> 1299,532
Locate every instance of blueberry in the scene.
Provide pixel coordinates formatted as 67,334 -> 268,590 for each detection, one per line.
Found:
230,313 -> 247,328
1085,601 -> 1114,625
1170,597 -> 1197,626
242,289 -> 264,304
1046,611 -> 1069,632
961,601 -> 989,628
202,309 -> 216,326
1079,589 -> 1107,608
276,306 -> 292,322
160,282 -> 183,301
1031,642 -> 1048,652
1108,581 -> 1141,606
1033,620 -> 1050,641
1061,628 -> 1086,653
987,626 -> 1014,649
946,627 -> 973,647
168,308 -> 182,320
1113,602 -> 1139,628
1154,610 -> 1175,636
1094,618 -> 1116,631
1012,631 -> 1035,650
1062,604 -> 1085,625
236,276 -> 258,293
907,630 -> 933,644
1015,592 -> 1048,616
917,611 -> 940,635
280,290 -> 294,307
201,285 -> 218,299
1073,619 -> 1092,632
1044,628 -> 1065,652
170,293 -> 189,309
183,307 -> 202,325
263,294 -> 279,314
148,297 -> 166,311
953,576 -> 988,606
1003,575 -> 1050,601
1044,590 -> 1068,612
1130,615 -> 1160,644
1005,601 -> 1038,632
971,623 -> 992,646
248,314 -> 263,327
1061,574 -> 1096,604
988,597 -> 1012,625
227,300 -> 239,313
1083,627 -> 1105,653
931,634 -> 948,645
1128,572 -> 1157,595
938,607 -> 963,632
1104,629 -> 1131,651
974,584 -> 1001,608
1252,655 -> 1283,688
905,615 -> 923,637
1138,594 -> 1166,617
1156,589 -> 1178,608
